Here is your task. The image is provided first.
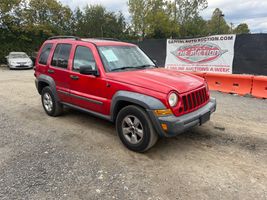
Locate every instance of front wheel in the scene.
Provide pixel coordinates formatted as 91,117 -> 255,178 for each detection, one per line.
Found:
116,105 -> 158,152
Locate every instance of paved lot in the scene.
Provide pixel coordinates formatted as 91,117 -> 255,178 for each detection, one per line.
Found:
0,66 -> 266,200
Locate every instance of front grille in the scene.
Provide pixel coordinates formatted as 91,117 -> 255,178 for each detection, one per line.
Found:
181,87 -> 209,114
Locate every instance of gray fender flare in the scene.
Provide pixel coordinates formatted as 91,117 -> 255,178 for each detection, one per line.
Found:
36,75 -> 59,102
110,91 -> 166,121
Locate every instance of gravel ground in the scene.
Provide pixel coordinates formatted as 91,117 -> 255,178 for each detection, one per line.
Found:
0,66 -> 266,200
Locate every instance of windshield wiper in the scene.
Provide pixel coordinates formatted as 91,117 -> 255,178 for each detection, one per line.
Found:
110,66 -> 135,71
110,64 -> 155,72
134,64 -> 155,69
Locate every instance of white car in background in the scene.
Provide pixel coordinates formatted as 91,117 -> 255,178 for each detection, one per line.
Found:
6,52 -> 33,69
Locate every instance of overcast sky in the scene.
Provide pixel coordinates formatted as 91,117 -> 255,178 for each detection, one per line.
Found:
59,0 -> 267,33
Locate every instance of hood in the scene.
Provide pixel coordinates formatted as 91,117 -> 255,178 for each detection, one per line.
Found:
9,58 -> 32,63
106,68 -> 204,94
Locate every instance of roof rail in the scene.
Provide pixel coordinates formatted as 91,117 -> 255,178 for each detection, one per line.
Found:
48,36 -> 81,40
92,37 -> 121,41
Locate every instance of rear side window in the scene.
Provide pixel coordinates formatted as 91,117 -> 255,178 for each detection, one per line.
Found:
38,43 -> 53,65
51,44 -> 72,69
73,46 -> 96,71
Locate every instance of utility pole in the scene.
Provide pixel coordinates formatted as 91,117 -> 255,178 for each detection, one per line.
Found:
218,13 -> 225,34
174,0 -> 177,21
173,0 -> 177,38
230,22 -> 234,33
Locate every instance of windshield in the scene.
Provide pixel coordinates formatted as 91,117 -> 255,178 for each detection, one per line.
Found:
10,53 -> 28,59
98,46 -> 155,72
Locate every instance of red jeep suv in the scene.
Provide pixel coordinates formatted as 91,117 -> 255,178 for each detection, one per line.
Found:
34,36 -> 216,152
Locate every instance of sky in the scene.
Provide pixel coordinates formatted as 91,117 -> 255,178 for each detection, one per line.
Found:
59,0 -> 267,33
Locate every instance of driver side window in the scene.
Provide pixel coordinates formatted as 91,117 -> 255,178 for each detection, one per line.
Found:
73,46 -> 96,71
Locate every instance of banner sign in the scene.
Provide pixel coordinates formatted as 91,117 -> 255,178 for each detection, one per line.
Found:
165,35 -> 236,74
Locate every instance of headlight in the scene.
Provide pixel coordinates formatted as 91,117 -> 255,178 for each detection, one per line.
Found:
10,61 -> 16,65
168,92 -> 178,107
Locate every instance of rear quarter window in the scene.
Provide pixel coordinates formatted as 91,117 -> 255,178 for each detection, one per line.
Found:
38,43 -> 53,65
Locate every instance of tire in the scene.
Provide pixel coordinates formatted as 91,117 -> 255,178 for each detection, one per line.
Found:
116,105 -> 158,152
41,86 -> 63,117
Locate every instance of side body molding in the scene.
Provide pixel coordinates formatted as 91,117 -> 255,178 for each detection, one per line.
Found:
36,75 -> 59,101
110,91 -> 166,121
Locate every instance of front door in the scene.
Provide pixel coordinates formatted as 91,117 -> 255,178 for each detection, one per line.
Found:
68,44 -> 107,114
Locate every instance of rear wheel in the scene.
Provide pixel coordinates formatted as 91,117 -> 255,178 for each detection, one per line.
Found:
41,86 -> 63,117
116,105 -> 158,152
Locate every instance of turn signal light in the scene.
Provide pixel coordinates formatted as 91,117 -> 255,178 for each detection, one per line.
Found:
161,123 -> 168,131
154,109 -> 173,116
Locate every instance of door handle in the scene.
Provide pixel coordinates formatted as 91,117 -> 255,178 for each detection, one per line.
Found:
48,69 -> 54,74
70,75 -> 79,80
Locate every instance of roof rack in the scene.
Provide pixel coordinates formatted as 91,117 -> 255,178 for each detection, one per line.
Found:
48,36 -> 81,40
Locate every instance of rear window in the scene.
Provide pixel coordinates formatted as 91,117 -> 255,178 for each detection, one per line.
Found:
38,43 -> 53,65
51,44 -> 72,69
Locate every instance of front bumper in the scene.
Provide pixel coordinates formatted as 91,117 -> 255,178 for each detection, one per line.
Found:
148,98 -> 216,137
9,64 -> 33,69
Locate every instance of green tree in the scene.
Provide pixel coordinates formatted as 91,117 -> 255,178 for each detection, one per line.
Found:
207,8 -> 230,34
73,5 -> 129,39
0,0 -> 32,63
181,15 -> 208,37
128,0 -> 148,38
174,0 -> 208,36
128,0 -> 180,39
128,0 -> 208,38
0,0 -> 23,32
234,23 -> 250,34
145,0 -> 179,38
71,8 -> 84,36
25,0 -> 73,35
0,0 -> 74,63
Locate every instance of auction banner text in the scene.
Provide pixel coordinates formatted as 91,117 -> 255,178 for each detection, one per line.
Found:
165,34 -> 236,74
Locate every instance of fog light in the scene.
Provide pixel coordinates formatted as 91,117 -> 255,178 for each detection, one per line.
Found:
161,123 -> 168,131
154,109 -> 173,116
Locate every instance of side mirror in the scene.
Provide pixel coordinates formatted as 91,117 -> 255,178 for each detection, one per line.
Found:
79,65 -> 99,76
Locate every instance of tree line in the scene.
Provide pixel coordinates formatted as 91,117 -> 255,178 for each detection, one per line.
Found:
128,0 -> 250,38
0,0 -> 250,63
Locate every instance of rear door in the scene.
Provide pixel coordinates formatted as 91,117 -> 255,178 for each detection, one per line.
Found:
48,43 -> 72,103
68,44 -> 107,114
